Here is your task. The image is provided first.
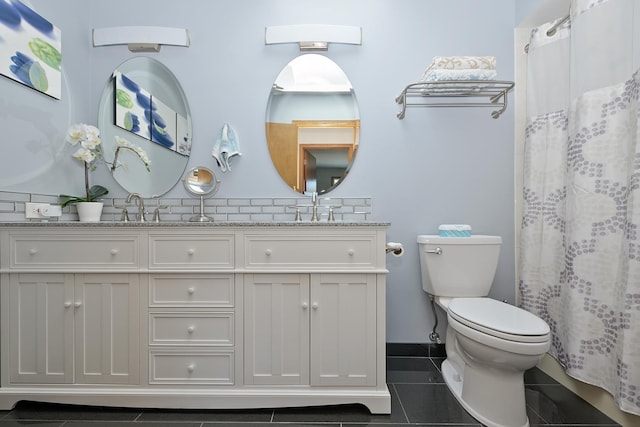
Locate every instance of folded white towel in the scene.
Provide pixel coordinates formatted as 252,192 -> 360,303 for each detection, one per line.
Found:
430,56 -> 496,70
421,68 -> 497,82
420,56 -> 497,81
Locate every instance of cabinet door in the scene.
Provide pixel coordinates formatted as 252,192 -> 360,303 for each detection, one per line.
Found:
74,273 -> 139,384
244,273 -> 309,385
310,273 -> 376,386
8,273 -> 74,384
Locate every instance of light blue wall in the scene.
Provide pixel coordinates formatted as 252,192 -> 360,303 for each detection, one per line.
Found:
515,0 -> 544,25
1,0 -> 520,343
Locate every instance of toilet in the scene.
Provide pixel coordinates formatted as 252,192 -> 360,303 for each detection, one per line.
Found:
417,235 -> 550,427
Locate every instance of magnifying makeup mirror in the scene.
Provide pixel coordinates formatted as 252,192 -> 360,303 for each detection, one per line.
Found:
182,166 -> 220,222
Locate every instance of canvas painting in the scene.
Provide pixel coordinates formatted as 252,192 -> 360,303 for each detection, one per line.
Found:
0,0 -> 62,99
176,113 -> 191,156
114,71 -> 151,140
150,95 -> 177,151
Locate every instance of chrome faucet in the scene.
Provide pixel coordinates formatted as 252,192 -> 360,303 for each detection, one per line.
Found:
126,193 -> 146,222
311,192 -> 319,222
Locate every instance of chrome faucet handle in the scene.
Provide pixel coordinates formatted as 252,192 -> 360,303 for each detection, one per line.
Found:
114,205 -> 130,222
286,205 -> 303,222
320,205 -> 340,222
327,206 -> 335,222
152,206 -> 169,223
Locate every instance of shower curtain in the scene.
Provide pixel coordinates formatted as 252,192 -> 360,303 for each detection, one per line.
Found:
519,0 -> 640,416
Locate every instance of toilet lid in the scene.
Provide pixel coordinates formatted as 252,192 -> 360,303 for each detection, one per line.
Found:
447,298 -> 550,343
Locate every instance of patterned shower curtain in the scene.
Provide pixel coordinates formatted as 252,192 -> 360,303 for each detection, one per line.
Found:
519,0 -> 640,416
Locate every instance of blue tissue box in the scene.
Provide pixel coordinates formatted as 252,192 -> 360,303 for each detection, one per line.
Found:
438,224 -> 472,237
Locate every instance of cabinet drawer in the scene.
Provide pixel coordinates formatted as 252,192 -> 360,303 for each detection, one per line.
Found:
149,274 -> 234,307
244,234 -> 377,270
149,235 -> 234,269
149,349 -> 234,384
9,234 -> 139,270
149,312 -> 234,346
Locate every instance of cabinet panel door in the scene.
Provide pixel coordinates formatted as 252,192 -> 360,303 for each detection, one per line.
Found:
75,273 -> 139,384
8,273 -> 74,384
310,274 -> 376,386
244,274 -> 309,385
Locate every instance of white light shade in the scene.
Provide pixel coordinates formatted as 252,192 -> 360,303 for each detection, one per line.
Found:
265,24 -> 362,49
93,26 -> 190,52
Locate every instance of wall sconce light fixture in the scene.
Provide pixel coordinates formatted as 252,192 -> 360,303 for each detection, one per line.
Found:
265,24 -> 362,51
93,26 -> 190,52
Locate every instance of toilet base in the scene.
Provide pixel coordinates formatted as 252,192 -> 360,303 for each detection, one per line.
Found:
441,359 -> 530,427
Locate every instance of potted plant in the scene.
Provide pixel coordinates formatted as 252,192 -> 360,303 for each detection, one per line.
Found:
59,124 -> 108,222
59,124 -> 151,222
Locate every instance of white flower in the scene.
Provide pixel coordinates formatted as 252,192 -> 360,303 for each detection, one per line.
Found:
81,135 -> 101,150
66,123 -> 101,147
84,124 -> 100,140
73,147 -> 96,163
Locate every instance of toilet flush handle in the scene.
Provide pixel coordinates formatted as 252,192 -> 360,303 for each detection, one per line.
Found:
425,247 -> 442,255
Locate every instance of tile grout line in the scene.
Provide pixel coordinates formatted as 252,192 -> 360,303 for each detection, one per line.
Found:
390,383 -> 411,424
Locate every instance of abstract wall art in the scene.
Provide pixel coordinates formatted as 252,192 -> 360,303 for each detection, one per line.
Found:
114,69 -> 190,156
114,71 -> 150,140
0,0 -> 62,99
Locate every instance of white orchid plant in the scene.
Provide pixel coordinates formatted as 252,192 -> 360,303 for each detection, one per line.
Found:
112,136 -> 151,173
59,123 -> 151,208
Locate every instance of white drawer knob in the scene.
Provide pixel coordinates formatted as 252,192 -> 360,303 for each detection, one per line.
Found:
110,249 -> 119,256
29,248 -> 37,255
265,249 -> 272,256
74,301 -> 82,308
312,302 -> 319,310
302,302 -> 309,309
187,287 -> 195,295
187,249 -> 195,256
187,364 -> 195,373
64,301 -> 72,308
187,325 -> 195,333
348,249 -> 355,256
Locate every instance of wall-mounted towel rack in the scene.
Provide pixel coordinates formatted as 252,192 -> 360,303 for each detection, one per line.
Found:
395,80 -> 515,119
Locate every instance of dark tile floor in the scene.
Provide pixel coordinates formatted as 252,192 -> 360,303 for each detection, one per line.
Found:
0,356 -> 620,426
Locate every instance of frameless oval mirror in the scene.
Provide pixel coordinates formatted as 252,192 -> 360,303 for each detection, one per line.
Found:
265,54 -> 360,195
182,166 -> 220,222
98,57 -> 192,198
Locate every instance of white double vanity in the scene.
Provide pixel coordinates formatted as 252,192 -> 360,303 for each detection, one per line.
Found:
0,222 -> 390,413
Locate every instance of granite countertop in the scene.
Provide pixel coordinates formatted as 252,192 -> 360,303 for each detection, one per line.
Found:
0,221 -> 390,228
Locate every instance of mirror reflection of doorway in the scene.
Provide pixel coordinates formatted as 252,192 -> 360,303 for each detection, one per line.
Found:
301,146 -> 353,194
266,119 -> 359,194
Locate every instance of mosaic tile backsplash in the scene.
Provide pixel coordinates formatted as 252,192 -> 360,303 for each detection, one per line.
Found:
0,191 -> 372,223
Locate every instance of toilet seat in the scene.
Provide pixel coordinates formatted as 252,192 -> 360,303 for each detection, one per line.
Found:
447,297 -> 550,343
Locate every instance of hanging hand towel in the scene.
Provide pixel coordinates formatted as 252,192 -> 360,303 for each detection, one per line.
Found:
212,123 -> 241,172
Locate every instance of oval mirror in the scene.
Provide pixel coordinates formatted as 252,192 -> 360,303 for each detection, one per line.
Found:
182,166 -> 220,222
265,54 -> 360,195
98,57 -> 192,198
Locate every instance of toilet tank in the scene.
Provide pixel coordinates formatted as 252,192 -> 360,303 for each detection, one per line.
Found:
417,235 -> 502,297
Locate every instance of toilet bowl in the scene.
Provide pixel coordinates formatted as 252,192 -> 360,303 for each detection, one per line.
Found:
417,235 -> 551,427
440,297 -> 550,427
